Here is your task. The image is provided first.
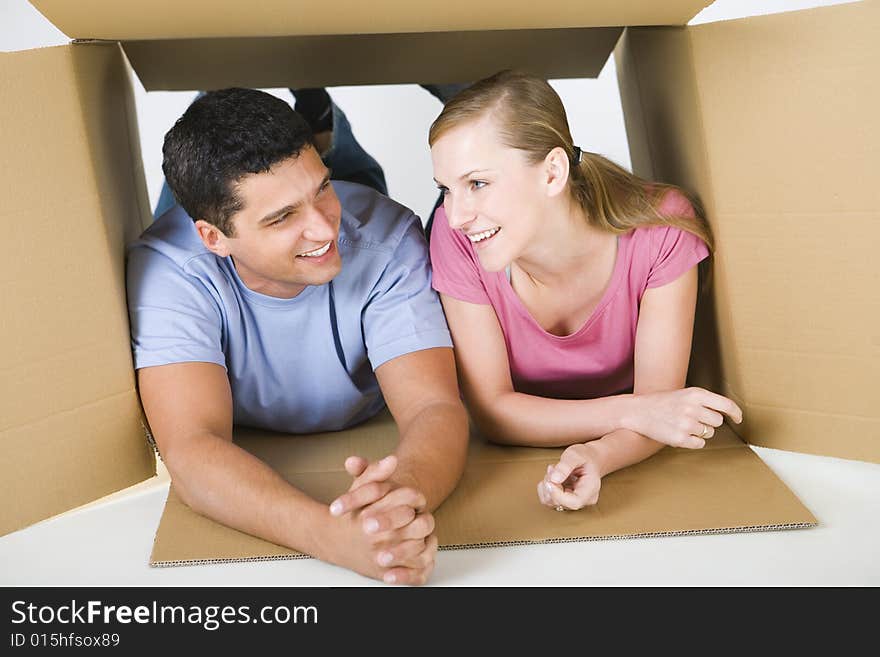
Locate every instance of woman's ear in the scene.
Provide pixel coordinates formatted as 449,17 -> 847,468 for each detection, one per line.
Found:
542,146 -> 571,198
195,219 -> 232,257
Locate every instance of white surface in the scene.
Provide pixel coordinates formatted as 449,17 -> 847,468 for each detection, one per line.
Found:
2,0 -> 874,586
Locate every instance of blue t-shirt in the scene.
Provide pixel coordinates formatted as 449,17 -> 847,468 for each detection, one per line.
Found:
126,181 -> 453,433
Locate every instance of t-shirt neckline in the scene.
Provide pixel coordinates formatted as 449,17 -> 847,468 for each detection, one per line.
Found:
225,256 -> 319,308
498,232 -> 629,341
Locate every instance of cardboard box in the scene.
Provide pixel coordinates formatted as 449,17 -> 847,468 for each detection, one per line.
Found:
2,1 -> 876,561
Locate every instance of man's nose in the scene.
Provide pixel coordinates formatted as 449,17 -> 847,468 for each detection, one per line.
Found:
301,206 -> 336,241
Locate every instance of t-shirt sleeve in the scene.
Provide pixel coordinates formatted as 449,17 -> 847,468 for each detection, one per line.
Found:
362,214 -> 454,370
645,192 -> 710,289
428,205 -> 492,305
126,245 -> 226,370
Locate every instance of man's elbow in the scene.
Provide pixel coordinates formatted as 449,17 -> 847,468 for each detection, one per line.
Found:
431,399 -> 471,460
407,397 -> 468,433
155,439 -> 212,513
160,451 -> 197,508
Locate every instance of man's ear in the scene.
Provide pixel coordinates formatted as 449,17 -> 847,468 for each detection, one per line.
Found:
543,146 -> 571,199
194,219 -> 232,257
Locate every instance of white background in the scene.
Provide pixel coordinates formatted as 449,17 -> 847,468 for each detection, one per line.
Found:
2,0 -> 877,586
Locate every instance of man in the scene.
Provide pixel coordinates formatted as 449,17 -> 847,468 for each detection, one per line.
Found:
127,88 -> 469,585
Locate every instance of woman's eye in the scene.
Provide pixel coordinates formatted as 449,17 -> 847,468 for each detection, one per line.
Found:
436,185 -> 450,196
470,180 -> 487,190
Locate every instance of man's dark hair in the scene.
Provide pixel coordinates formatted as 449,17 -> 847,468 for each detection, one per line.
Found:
162,88 -> 313,236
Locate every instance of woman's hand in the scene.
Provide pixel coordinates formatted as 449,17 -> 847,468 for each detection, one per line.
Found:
624,387 -> 743,449
538,444 -> 603,511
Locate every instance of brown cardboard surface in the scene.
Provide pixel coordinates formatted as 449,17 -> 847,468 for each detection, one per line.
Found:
121,28 -> 623,91
31,1 -> 712,39
0,44 -> 155,536
2,393 -> 152,535
150,411 -> 815,566
616,0 -> 880,462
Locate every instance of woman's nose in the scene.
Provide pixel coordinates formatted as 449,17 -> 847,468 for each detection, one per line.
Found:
445,195 -> 475,230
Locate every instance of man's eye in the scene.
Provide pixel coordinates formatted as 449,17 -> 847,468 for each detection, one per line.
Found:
271,214 -> 289,226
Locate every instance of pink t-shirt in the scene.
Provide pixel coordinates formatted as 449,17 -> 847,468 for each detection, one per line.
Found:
429,190 -> 709,400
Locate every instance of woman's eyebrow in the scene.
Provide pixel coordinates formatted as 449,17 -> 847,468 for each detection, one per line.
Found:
460,169 -> 491,179
433,169 -> 492,185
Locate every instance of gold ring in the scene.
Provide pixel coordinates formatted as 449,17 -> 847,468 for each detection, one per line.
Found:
699,424 -> 709,439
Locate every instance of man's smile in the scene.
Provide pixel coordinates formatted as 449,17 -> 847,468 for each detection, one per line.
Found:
298,241 -> 333,257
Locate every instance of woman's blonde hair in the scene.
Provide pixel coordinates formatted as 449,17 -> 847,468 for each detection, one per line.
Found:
428,70 -> 713,252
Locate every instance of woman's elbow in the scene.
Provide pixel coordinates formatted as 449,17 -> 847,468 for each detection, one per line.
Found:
468,406 -> 518,445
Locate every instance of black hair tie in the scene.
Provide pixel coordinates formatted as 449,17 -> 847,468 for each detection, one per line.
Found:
572,145 -> 583,165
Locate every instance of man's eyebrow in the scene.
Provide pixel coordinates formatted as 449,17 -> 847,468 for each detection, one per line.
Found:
259,204 -> 299,225
317,171 -> 332,193
257,172 -> 331,225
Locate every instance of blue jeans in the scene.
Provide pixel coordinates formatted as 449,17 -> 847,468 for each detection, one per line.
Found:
154,84 -> 468,222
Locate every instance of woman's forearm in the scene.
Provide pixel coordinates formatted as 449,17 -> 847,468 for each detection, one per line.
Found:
472,389 -> 636,447
584,428 -> 665,477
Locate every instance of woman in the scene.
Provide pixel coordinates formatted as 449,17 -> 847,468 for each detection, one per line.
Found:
428,70 -> 742,511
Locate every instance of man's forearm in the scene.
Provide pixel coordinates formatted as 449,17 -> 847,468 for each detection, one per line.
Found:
390,400 -> 469,511
164,432 -> 338,562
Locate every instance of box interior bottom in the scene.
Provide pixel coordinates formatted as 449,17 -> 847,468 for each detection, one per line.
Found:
150,410 -> 816,567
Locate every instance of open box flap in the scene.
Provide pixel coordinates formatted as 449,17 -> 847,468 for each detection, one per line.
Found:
118,27 -> 624,91
29,0 -> 712,90
616,0 -> 879,462
0,44 -> 156,536
29,0 -> 713,39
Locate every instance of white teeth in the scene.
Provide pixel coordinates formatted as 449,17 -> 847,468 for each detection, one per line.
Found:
299,241 -> 331,257
467,227 -> 501,243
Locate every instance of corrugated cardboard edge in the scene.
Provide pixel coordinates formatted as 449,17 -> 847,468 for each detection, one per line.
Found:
150,523 -> 816,568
